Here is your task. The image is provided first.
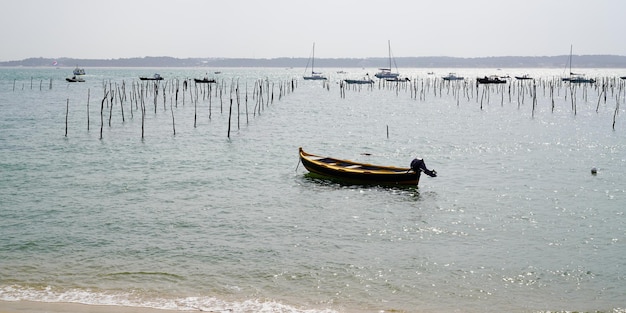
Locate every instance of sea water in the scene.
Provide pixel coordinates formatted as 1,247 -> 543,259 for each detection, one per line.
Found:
0,67 -> 625,313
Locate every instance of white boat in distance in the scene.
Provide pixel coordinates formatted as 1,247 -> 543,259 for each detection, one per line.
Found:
562,45 -> 595,84
73,66 -> 85,76
375,40 -> 400,79
344,74 -> 374,85
303,43 -> 327,80
442,73 -> 464,81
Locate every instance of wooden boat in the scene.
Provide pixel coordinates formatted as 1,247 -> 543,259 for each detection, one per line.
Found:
194,78 -> 216,83
66,76 -> 85,82
139,73 -> 163,81
299,147 -> 436,186
477,76 -> 506,84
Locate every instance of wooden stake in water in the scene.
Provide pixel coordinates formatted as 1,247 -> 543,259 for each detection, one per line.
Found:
170,103 -> 176,136
109,89 -> 114,127
117,84 -> 125,122
87,89 -> 90,131
141,97 -> 145,140
100,92 -> 108,140
227,98 -> 232,138
613,98 -> 620,130
65,99 -> 69,137
194,98 -> 197,128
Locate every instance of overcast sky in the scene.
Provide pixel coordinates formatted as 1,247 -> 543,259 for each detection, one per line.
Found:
1,0 -> 624,61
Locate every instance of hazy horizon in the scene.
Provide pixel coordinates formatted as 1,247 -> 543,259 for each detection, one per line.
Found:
1,0 -> 624,62
7,53 -> 626,62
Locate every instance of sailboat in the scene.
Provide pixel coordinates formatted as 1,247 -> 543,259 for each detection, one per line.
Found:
375,40 -> 400,79
562,45 -> 595,84
303,43 -> 327,80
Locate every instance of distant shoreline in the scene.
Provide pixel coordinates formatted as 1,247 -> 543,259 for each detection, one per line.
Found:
2,55 -> 626,68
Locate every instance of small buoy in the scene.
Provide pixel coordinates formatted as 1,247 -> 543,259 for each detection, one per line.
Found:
591,167 -> 597,175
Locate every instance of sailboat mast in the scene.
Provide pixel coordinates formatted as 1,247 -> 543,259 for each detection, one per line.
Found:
312,43 -> 315,74
569,44 -> 573,75
387,40 -> 392,69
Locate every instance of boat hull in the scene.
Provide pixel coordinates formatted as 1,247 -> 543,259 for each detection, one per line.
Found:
194,78 -> 216,83
344,79 -> 374,84
299,148 -> 422,186
303,75 -> 327,80
374,72 -> 399,79
569,77 -> 595,83
443,77 -> 464,81
477,77 -> 506,84
443,73 -> 464,81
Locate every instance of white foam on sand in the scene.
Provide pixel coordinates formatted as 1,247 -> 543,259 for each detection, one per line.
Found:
0,285 -> 338,313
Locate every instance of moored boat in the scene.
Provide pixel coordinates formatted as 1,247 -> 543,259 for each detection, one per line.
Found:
194,77 -> 216,83
568,74 -> 595,84
66,76 -> 85,82
73,66 -> 85,76
139,73 -> 163,81
515,74 -> 533,80
561,45 -> 594,83
303,43 -> 327,80
344,78 -> 374,84
477,75 -> 507,84
374,40 -> 401,79
298,147 -> 436,186
385,77 -> 410,82
303,72 -> 327,80
375,68 -> 400,80
344,74 -> 374,85
443,73 -> 464,81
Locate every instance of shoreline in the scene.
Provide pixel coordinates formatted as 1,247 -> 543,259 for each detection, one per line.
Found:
0,301 -> 183,313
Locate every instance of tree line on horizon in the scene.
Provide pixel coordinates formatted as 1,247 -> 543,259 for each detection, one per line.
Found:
2,55 -> 626,68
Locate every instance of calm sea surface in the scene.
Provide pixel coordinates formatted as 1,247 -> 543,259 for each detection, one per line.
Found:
0,67 -> 625,313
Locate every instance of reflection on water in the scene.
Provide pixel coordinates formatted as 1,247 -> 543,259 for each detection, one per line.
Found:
1,67 -> 625,313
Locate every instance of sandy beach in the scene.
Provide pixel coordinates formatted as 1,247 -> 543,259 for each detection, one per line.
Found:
0,301 -> 185,313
